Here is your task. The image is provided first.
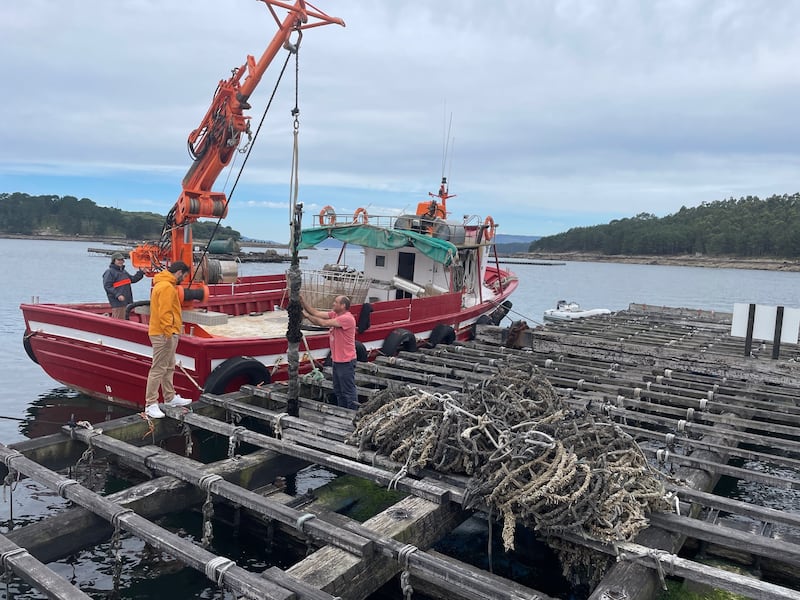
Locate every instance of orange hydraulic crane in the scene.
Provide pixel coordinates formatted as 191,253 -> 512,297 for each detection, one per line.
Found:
130,0 -> 344,284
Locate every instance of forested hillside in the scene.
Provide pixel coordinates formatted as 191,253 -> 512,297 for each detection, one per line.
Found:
0,192 -> 241,241
531,193 -> 800,258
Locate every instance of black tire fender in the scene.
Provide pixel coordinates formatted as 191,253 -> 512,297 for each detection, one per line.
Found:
324,341 -> 368,367
23,331 -> 38,364
490,300 -> 513,325
357,303 -> 373,333
203,356 -> 271,395
470,315 -> 493,341
428,324 -> 456,347
381,328 -> 417,356
125,300 -> 150,321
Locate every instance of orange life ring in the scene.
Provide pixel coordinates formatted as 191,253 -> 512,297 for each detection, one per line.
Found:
483,215 -> 496,241
318,205 -> 336,226
352,207 -> 369,224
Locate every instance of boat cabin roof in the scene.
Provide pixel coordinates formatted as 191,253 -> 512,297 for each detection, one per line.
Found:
299,223 -> 458,266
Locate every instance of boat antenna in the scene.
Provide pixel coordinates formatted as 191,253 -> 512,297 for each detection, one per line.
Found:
441,109 -> 454,180
446,135 -> 456,188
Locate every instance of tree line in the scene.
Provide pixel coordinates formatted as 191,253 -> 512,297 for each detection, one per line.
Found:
0,192 -> 241,241
530,193 -> 800,258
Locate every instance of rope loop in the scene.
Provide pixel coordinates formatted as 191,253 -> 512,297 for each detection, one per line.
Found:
397,544 -> 418,569
198,474 -> 223,493
56,478 -> 79,498
0,548 -> 27,572
295,513 -> 316,533
2,451 -> 22,468
111,507 -> 135,528
647,548 -> 668,591
274,412 -> 290,439
228,426 -> 247,458
699,398 -> 708,410
204,556 -> 236,587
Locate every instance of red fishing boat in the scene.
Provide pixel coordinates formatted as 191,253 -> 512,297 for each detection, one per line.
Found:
20,1 -> 517,409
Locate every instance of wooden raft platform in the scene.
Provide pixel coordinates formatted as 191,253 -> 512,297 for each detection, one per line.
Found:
2,303 -> 800,599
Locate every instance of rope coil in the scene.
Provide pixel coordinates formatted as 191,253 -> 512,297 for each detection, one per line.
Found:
348,364 -> 669,586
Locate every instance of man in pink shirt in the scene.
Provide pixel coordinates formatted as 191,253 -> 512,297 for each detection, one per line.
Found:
300,294 -> 358,409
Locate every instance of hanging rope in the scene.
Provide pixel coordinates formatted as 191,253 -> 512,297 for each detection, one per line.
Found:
285,28 -> 304,418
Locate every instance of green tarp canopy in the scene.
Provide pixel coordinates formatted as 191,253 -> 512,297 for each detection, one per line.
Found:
298,224 -> 457,266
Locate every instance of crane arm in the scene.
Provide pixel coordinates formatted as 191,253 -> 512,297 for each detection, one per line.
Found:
132,0 -> 344,274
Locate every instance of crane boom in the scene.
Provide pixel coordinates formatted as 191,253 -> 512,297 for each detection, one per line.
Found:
131,0 -> 344,277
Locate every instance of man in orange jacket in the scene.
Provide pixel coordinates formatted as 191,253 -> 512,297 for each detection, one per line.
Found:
144,261 -> 192,419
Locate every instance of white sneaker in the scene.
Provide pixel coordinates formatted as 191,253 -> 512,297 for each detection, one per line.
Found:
168,395 -> 192,407
145,404 -> 165,419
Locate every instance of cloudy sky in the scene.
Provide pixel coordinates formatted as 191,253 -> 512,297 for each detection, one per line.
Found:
2,1 -> 800,242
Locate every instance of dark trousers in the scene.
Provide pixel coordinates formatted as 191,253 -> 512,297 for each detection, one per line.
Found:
332,359 -> 358,409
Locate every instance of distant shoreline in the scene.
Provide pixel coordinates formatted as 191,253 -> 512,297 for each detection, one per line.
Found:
4,235 -> 798,271
519,252 -> 800,272
0,234 -> 287,249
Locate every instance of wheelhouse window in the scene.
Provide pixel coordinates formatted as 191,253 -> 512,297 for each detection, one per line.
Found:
375,255 -> 386,267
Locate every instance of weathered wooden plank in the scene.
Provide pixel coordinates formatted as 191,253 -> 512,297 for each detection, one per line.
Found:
6,449 -> 294,564
665,484 -> 800,530
0,445 -> 300,600
649,512 -> 800,567
177,411 -> 454,504
63,428 -> 374,560
0,533 -> 92,600
286,494 -> 555,600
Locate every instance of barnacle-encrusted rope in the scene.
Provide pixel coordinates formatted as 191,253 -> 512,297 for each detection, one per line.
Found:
348,365 -> 669,585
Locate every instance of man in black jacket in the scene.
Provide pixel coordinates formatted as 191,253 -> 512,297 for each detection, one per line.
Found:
102,252 -> 145,319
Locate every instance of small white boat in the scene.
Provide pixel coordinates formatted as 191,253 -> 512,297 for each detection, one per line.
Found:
543,300 -> 611,322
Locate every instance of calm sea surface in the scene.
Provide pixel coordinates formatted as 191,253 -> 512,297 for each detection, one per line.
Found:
1,238 -> 799,597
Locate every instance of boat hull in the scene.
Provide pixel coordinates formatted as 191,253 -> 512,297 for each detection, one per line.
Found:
21,272 -> 517,408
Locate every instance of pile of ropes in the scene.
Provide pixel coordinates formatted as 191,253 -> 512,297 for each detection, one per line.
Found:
348,363 -> 669,585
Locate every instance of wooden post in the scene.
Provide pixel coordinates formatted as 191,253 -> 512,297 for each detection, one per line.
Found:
744,303 -> 756,357
772,305 -> 784,360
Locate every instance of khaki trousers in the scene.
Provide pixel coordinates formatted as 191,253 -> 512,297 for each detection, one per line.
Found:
144,334 -> 179,406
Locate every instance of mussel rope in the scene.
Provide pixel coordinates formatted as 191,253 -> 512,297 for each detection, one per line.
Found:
285,31 -> 304,417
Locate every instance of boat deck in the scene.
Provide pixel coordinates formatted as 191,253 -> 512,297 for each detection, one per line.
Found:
199,309 -> 291,338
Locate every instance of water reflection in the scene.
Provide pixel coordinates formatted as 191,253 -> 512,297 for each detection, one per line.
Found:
20,388 -> 137,439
